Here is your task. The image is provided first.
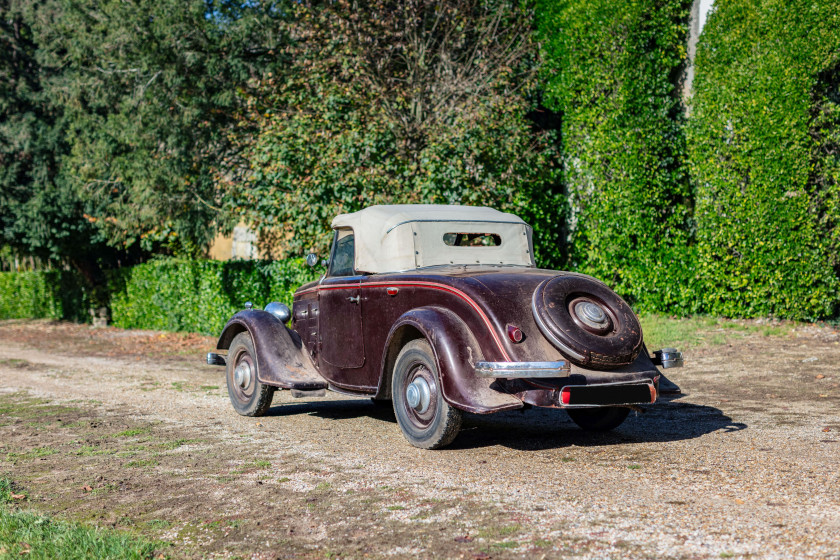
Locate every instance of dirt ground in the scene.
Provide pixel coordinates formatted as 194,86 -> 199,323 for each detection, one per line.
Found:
0,319 -> 839,559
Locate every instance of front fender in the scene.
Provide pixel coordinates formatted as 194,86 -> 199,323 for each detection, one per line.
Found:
378,306 -> 522,414
216,310 -> 327,390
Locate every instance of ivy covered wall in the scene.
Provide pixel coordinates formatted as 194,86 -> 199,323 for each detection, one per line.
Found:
688,0 -> 840,319
536,0 -> 698,314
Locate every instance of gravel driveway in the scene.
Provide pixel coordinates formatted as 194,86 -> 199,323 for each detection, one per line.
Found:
0,320 -> 838,559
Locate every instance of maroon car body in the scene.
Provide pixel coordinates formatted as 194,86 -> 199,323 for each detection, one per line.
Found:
208,205 -> 683,448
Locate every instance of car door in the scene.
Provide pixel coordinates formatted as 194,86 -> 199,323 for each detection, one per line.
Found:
319,229 -> 367,383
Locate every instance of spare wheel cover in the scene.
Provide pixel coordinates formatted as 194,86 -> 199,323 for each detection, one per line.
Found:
531,275 -> 643,369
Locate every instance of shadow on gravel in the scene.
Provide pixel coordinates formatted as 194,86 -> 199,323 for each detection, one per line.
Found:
263,398 -> 398,422
262,398 -> 746,451
453,401 -> 747,451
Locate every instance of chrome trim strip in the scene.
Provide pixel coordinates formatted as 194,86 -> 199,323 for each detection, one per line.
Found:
530,283 -> 587,362
475,360 -> 571,378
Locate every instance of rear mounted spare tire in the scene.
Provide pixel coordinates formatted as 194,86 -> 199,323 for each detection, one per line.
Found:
531,275 -> 643,370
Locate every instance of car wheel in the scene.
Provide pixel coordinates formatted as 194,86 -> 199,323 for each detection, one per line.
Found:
566,407 -> 630,431
392,339 -> 462,449
226,331 -> 275,417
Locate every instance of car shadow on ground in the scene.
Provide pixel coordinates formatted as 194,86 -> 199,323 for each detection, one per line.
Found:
452,401 -> 747,451
263,397 -> 747,451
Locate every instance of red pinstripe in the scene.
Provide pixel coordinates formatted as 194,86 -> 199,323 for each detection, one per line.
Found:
296,281 -> 511,361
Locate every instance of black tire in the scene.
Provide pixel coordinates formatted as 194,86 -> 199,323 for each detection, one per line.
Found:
566,407 -> 630,432
226,332 -> 275,417
391,339 -> 462,449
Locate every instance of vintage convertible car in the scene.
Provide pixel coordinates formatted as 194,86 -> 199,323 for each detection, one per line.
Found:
207,205 -> 683,448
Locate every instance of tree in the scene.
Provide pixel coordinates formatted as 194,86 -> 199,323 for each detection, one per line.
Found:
0,0 -> 124,285
234,0 -> 564,264
29,0 -> 288,255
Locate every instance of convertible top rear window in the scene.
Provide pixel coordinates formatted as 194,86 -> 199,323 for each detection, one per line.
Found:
442,233 -> 502,247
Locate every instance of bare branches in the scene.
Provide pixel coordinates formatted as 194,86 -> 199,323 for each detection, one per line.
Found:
324,0 -> 533,153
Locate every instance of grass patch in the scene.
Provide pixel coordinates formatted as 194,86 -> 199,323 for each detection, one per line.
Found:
477,524 -> 521,539
73,445 -> 109,457
6,447 -> 59,462
1,478 -> 163,559
125,458 -> 158,469
112,428 -> 150,438
627,464 -> 642,470
386,505 -> 405,511
157,438 -> 199,451
639,314 -> 794,350
144,519 -> 171,530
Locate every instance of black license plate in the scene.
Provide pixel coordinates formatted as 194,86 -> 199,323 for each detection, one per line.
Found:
564,383 -> 652,406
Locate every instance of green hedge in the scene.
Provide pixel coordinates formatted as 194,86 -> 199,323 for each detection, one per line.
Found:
688,0 -> 840,319
0,258 -> 316,334
0,270 -> 89,322
536,0 -> 698,314
108,258 -> 317,334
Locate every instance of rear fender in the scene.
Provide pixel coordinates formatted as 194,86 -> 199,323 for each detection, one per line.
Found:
216,310 -> 327,390
377,306 -> 522,414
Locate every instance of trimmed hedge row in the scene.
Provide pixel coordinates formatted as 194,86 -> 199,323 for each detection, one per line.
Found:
0,270 -> 89,322
0,258 -> 317,334
688,0 -> 840,319
108,258 -> 317,334
536,0 -> 698,314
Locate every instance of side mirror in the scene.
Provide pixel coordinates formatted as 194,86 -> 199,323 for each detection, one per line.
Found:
306,253 -> 319,267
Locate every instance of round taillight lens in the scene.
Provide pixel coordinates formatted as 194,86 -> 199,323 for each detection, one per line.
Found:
507,324 -> 523,343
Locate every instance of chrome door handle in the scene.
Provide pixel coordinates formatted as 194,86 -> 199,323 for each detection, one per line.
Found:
347,295 -> 360,304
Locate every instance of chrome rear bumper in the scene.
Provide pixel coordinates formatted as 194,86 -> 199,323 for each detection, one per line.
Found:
475,360 -> 571,378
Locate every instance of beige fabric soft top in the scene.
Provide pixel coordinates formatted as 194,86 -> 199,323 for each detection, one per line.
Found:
331,204 -> 535,274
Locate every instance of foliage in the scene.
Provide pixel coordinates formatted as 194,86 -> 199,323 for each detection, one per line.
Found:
25,0 -> 287,255
0,0 -> 123,285
1,0 -> 286,284
0,257 -> 316,333
234,0 -> 565,265
0,269 -> 89,322
688,0 -> 840,319
1,479 -> 160,559
536,0 -> 697,312
109,258 -> 317,334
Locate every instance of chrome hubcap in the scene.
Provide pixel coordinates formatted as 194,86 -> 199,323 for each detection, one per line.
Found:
406,377 -> 431,413
234,362 -> 252,389
574,301 -> 608,329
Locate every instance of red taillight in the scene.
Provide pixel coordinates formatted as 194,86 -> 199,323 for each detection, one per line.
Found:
507,324 -> 523,343
560,388 -> 571,405
386,287 -> 399,296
